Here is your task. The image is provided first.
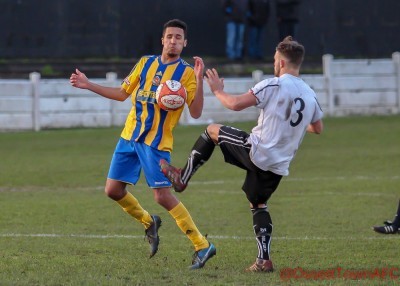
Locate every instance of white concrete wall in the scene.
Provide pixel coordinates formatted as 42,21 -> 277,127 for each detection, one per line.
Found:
0,53 -> 399,131
322,52 -> 400,116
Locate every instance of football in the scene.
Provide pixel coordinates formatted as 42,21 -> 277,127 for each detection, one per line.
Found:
155,80 -> 187,111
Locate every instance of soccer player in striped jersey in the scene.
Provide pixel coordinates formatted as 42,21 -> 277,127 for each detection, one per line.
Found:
70,19 -> 215,269
161,36 -> 324,272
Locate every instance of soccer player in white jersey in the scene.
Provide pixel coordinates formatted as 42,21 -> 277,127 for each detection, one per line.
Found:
161,36 -> 324,272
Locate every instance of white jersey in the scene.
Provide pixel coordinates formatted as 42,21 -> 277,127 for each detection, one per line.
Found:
248,73 -> 323,176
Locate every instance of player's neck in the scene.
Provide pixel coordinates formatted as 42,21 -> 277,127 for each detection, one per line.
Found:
160,54 -> 180,64
280,68 -> 299,77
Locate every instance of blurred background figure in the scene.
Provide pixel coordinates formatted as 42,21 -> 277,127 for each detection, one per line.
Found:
276,0 -> 301,40
223,0 -> 249,61
247,0 -> 271,60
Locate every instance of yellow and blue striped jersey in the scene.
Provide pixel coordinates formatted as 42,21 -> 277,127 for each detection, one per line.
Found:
120,55 -> 197,152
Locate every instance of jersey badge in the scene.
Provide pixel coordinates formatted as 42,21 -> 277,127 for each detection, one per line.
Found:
152,75 -> 161,86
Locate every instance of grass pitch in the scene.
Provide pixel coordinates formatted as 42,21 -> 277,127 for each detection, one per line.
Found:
0,116 -> 399,285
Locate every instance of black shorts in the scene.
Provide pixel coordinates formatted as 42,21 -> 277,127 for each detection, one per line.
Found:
218,125 -> 282,205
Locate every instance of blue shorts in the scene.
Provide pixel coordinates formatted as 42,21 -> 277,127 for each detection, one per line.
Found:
107,138 -> 172,188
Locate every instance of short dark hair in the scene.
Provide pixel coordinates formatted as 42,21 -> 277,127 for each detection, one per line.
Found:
163,19 -> 188,39
276,36 -> 305,66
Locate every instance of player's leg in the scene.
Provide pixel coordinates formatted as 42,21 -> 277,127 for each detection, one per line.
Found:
246,204 -> 274,272
152,187 -> 216,269
168,198 -> 216,270
105,179 -> 152,227
107,138 -> 160,257
209,125 -> 282,272
142,143 -> 216,269
106,178 -> 161,257
243,171 -> 282,272
226,21 -> 236,60
235,22 -> 245,60
373,199 -> 400,234
161,123 -> 252,192
160,124 -> 220,192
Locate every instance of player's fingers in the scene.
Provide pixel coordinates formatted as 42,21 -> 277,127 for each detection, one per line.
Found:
207,69 -> 218,80
211,68 -> 219,77
205,69 -> 214,79
194,57 -> 204,68
193,56 -> 202,62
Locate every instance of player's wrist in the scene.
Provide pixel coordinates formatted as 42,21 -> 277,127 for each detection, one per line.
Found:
213,89 -> 224,96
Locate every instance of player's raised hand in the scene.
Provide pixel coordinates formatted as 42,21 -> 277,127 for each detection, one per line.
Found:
70,68 -> 89,89
205,68 -> 224,94
193,56 -> 205,80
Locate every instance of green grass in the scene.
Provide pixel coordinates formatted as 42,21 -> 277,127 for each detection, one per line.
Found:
1,116 -> 399,285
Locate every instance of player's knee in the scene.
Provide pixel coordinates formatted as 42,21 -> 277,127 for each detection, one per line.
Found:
247,194 -> 266,206
152,187 -> 173,205
206,124 -> 222,143
104,181 -> 126,200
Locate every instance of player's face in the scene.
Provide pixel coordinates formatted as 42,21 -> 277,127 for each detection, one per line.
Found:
161,27 -> 187,59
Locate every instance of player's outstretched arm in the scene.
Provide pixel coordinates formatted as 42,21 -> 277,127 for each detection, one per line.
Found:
70,68 -> 130,102
205,68 -> 256,111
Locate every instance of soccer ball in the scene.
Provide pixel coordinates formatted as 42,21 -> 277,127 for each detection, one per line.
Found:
155,80 -> 187,111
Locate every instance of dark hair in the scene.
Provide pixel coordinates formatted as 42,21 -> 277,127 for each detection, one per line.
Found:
163,19 -> 188,39
276,36 -> 305,66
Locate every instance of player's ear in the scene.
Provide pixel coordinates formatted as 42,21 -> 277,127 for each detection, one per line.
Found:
280,59 -> 285,69
161,37 -> 164,45
183,39 -> 187,47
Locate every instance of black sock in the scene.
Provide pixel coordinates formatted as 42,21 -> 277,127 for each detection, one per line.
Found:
180,130 -> 215,184
251,207 -> 273,261
392,199 -> 400,226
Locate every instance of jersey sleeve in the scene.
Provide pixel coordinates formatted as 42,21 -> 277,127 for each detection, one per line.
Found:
311,97 -> 324,123
121,57 -> 145,94
250,77 -> 279,108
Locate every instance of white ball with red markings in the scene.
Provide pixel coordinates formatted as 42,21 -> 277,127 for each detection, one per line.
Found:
156,80 -> 187,111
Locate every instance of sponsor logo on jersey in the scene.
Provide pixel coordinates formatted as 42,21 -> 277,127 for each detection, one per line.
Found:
137,89 -> 156,103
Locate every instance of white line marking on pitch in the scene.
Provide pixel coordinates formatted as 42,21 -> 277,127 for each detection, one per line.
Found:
1,175 -> 398,193
190,175 -> 400,185
0,233 -> 398,240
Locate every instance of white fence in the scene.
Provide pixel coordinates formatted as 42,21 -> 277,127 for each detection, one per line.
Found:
0,52 -> 399,131
323,53 -> 400,116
